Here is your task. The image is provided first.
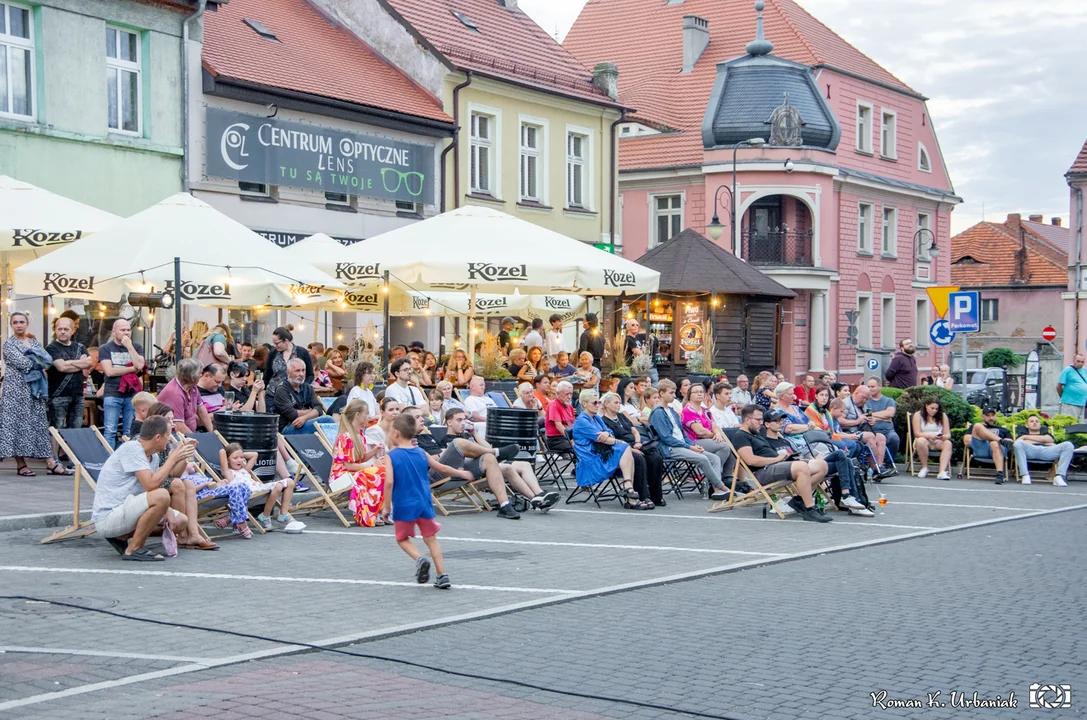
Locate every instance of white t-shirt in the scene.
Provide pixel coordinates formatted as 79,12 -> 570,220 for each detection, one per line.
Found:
522,330 -> 544,351
346,385 -> 378,416
91,440 -> 158,526
384,382 -> 427,408
545,330 -> 565,358
731,388 -> 752,407
709,404 -> 739,430
621,402 -> 643,422
463,394 -> 497,422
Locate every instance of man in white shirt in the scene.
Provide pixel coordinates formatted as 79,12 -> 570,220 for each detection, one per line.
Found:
731,374 -> 752,407
545,313 -> 566,360
522,318 -> 544,353
709,382 -> 740,429
384,358 -> 428,412
462,375 -> 497,443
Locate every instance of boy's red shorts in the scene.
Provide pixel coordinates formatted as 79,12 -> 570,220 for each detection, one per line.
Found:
394,518 -> 441,542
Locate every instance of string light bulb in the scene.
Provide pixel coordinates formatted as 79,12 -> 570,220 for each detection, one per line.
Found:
406,320 -> 414,328
336,333 -> 343,341
147,312 -> 154,322
626,312 -> 633,320
297,322 -> 304,331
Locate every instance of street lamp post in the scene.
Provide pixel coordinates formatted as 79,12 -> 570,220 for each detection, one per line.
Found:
707,137 -> 766,255
914,228 -> 939,260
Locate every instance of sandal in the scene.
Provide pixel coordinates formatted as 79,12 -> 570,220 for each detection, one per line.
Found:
47,463 -> 73,476
620,498 -> 652,510
17,466 -> 35,477
233,523 -> 253,539
182,539 -> 221,550
122,547 -> 165,562
214,517 -> 231,530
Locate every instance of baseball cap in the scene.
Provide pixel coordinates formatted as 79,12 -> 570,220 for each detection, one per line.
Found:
765,409 -> 788,423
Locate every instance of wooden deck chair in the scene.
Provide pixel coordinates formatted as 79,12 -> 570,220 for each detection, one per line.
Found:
282,433 -> 351,527
457,388 -> 470,401
960,422 -> 999,479
708,433 -> 797,519
487,391 -> 511,408
906,416 -> 945,476
1010,425 -> 1060,483
182,431 -> 269,534
41,427 -> 113,544
416,426 -> 492,515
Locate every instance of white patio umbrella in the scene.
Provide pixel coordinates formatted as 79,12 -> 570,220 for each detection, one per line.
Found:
0,175 -> 120,257
15,193 -> 341,307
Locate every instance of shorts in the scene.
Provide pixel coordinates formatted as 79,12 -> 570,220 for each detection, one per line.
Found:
394,517 -> 441,542
753,462 -> 795,486
94,493 -> 151,538
430,441 -> 483,482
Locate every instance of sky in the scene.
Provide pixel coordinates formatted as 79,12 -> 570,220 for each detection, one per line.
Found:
520,0 -> 1087,235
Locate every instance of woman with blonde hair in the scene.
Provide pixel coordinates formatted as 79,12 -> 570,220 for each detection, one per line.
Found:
187,321 -> 208,359
444,348 -> 474,387
324,348 -> 348,392
196,323 -> 234,366
331,400 -> 386,526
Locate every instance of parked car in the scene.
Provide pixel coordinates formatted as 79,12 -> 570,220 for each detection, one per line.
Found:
951,368 -> 1008,410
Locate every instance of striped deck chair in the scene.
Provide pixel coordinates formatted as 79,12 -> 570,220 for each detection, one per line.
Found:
282,432 -> 351,526
41,427 -> 113,544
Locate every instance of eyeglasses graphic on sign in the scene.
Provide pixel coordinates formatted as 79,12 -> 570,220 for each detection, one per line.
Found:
381,168 -> 424,197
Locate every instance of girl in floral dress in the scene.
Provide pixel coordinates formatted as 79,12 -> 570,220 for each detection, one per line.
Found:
331,400 -> 386,527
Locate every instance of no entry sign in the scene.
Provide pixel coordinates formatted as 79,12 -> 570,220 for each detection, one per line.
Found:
1042,326 -> 1057,342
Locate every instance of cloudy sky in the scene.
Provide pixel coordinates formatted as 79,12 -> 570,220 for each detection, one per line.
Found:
521,0 -> 1087,234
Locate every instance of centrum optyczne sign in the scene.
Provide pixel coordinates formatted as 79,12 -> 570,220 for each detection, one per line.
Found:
206,108 -> 435,205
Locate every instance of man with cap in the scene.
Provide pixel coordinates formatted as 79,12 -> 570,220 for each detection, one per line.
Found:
963,407 -> 1013,484
497,317 -> 515,356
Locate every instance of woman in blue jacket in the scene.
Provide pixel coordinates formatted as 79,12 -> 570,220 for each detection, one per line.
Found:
571,389 -> 652,510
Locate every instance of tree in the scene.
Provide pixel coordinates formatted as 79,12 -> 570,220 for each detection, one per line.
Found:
982,347 -> 1023,369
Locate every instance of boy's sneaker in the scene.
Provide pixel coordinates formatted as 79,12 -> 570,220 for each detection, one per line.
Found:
415,556 -> 431,584
1054,475 -> 1068,487
841,495 -> 866,510
1020,475 -> 1032,485
294,482 -> 311,493
433,574 -> 451,590
256,513 -> 272,530
994,471 -> 1005,485
798,505 -> 833,523
496,503 -> 521,520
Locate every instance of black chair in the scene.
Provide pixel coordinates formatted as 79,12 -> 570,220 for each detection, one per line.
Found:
283,433 -> 350,527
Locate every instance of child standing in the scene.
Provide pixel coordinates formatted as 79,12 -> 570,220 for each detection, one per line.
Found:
382,414 -> 450,589
220,443 -> 296,530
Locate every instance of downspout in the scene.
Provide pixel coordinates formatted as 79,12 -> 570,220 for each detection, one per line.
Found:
609,109 -> 626,248
1075,186 -> 1084,354
181,0 -> 208,193
447,71 -> 473,211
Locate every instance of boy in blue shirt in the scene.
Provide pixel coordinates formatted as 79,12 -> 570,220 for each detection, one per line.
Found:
383,413 -> 450,589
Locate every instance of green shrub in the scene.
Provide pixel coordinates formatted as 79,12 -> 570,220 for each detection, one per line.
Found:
990,410 -> 1085,446
982,347 -> 1024,369
881,387 -> 904,401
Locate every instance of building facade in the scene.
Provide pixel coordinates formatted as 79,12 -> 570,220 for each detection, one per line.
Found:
1062,139 -> 1087,362
565,0 -> 961,383
0,0 -> 206,216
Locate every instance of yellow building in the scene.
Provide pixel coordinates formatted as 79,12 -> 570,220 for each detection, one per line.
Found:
311,0 -> 625,250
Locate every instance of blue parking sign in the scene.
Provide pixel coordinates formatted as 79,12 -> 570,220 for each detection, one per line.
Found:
866,357 -> 879,371
948,291 -> 980,333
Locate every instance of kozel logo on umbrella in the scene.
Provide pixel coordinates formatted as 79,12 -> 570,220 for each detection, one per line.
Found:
411,296 -> 431,310
476,298 -> 509,310
466,263 -> 527,282
164,280 -> 231,301
289,284 -> 326,299
603,269 -> 636,288
42,273 -> 95,294
13,229 -> 84,247
544,296 -> 572,309
334,262 -> 382,282
343,290 -> 379,307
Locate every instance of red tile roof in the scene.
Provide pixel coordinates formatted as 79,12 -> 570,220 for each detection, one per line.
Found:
564,0 -> 916,170
382,0 -> 619,107
1069,139 -> 1087,176
1022,219 -> 1070,254
202,0 -> 451,124
950,220 -> 1067,287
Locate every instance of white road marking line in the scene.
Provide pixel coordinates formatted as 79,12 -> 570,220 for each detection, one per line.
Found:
891,483 -> 1087,496
0,646 -> 212,664
0,566 -> 577,595
548,508 -> 936,530
889,501 -> 1053,511
304,529 -> 787,557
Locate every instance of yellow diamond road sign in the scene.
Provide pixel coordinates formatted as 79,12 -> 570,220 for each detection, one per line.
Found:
926,285 -> 959,318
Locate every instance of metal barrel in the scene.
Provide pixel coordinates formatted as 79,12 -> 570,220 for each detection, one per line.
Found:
484,407 -> 539,460
214,411 -> 280,480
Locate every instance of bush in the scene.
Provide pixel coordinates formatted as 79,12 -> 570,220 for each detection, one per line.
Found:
990,410 -> 1086,446
891,386 -> 974,454
881,387 -> 904,401
982,347 -> 1023,369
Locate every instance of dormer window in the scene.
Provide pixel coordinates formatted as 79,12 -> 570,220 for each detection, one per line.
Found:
242,18 -> 278,41
452,10 -> 479,32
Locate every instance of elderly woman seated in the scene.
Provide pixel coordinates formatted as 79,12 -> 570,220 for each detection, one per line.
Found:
571,351 -> 601,392
512,381 -> 546,428
571,389 -> 653,510
600,391 -> 662,507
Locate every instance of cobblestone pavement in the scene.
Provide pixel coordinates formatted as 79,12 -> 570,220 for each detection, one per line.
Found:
1,473 -> 1085,719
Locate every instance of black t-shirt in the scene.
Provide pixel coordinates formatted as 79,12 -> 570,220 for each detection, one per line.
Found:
623,334 -> 645,365
45,340 -> 87,397
732,429 -> 791,459
498,330 -> 512,353
416,432 -> 451,456
231,384 -> 252,407
99,340 -> 144,398
602,413 -> 636,445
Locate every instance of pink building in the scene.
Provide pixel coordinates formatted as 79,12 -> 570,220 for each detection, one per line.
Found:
1063,139 -> 1087,362
566,0 -> 961,381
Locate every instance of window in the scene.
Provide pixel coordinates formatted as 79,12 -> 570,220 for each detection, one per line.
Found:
106,26 -> 140,134
880,110 -> 896,158
915,297 -> 931,347
857,294 -> 872,350
451,10 -> 479,31
981,299 -> 999,323
325,191 -> 349,205
396,200 -> 423,217
242,18 -> 278,41
916,212 -> 931,260
469,111 -> 495,195
857,202 -> 873,253
918,142 -> 932,173
881,206 -> 897,255
652,194 -> 682,248
239,181 -> 268,196
856,102 -> 872,153
881,295 -> 896,349
0,2 -> 34,119
519,122 -> 542,202
566,131 -> 587,208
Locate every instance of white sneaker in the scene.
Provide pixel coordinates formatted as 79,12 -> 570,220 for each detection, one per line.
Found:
286,459 -> 300,476
936,471 -> 951,481
1054,475 -> 1068,487
841,495 -> 865,510
1020,476 -> 1032,485
917,467 -> 928,478
771,500 -> 796,515
848,506 -> 875,517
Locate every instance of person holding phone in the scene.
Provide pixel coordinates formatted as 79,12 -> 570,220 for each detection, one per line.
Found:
911,398 -> 952,479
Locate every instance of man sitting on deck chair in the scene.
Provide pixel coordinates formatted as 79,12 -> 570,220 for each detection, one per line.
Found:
1013,414 -> 1073,486
732,405 -> 832,523
963,407 -> 1013,485
91,416 -> 199,560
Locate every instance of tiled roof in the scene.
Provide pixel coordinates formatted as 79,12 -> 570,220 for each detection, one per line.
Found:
838,168 -> 959,199
1022,219 -> 1070,254
950,220 -> 1067,288
382,0 -> 619,107
1069,139 -> 1087,176
565,0 -> 915,166
202,0 -> 451,124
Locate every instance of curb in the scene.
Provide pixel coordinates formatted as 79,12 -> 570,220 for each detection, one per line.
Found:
0,511 -> 92,534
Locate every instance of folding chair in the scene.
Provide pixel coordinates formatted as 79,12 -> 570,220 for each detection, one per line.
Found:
960,423 -> 1001,479
1010,425 -> 1060,483
535,430 -> 574,490
662,457 -> 704,499
457,388 -> 470,402
282,433 -> 351,527
708,433 -> 797,519
41,427 -> 113,544
183,430 -> 269,534
906,418 -> 944,476
487,392 -> 511,408
565,472 -> 622,507
1063,424 -> 1087,480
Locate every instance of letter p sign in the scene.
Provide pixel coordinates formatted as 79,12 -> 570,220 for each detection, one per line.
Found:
947,291 -> 980,333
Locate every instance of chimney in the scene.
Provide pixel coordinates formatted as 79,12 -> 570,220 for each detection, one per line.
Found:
1052,217 -> 1063,226
1006,213 -> 1021,225
500,0 -> 518,8
1029,214 -> 1043,223
592,61 -> 619,100
682,15 -> 709,73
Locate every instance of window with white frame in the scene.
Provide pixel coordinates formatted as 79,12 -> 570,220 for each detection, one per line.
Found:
652,194 -> 682,248
981,298 -> 999,323
0,2 -> 34,119
915,297 -> 931,347
566,131 -> 587,208
519,122 -> 542,202
881,295 -> 896,349
106,26 -> 141,134
857,294 -> 872,349
918,142 -> 932,172
857,202 -> 873,253
880,110 -> 896,158
469,111 -> 495,195
856,102 -> 872,153
916,212 -> 931,260
882,206 -> 897,255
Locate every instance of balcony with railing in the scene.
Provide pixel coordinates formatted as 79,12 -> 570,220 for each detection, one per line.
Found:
741,229 -> 815,267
